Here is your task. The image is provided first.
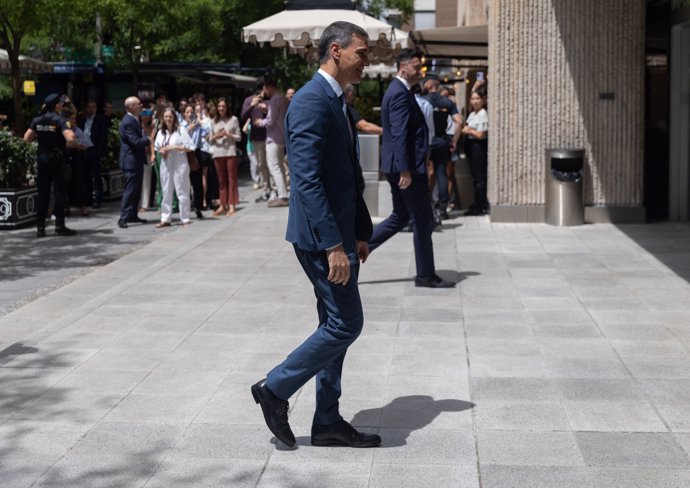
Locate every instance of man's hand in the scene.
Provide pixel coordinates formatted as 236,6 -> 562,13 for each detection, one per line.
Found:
355,240 -> 369,264
399,170 -> 412,190
326,244 -> 350,285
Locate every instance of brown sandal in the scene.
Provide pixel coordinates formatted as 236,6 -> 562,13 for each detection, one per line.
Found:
155,222 -> 171,228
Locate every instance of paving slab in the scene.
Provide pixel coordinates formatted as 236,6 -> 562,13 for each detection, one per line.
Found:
3,181 -> 690,486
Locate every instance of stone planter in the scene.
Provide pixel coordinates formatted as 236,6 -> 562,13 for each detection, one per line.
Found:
101,168 -> 125,201
0,187 -> 38,229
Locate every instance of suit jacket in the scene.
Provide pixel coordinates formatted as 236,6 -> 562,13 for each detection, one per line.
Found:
118,113 -> 149,171
79,113 -> 107,159
380,78 -> 429,174
285,72 -> 373,254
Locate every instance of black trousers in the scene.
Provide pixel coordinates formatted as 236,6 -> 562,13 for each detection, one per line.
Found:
120,166 -> 143,221
66,149 -> 87,207
84,152 -> 103,206
429,136 -> 450,207
36,152 -> 66,225
466,138 -> 489,210
190,149 -> 204,211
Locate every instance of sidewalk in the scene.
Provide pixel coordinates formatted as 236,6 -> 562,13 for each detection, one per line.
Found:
2,184 -> 690,487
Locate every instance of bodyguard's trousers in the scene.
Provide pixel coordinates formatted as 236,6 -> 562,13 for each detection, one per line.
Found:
368,172 -> 436,278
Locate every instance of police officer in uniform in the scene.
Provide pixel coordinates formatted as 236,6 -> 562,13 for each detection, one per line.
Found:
23,93 -> 78,238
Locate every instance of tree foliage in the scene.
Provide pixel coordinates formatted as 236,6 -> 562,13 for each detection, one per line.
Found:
0,0 -> 80,131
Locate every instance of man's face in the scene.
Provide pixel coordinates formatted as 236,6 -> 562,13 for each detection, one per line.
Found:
86,102 -> 97,117
286,88 -> 295,100
104,103 -> 112,116
335,34 -> 370,84
130,98 -> 143,117
399,57 -> 423,85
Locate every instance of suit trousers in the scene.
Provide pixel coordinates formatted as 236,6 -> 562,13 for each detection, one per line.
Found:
120,166 -> 143,221
429,137 -> 450,207
251,140 -> 270,192
266,142 -> 288,199
266,245 -> 364,426
368,172 -> 436,278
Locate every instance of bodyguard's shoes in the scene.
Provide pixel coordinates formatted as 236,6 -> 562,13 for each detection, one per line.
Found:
36,227 -> 46,238
55,226 -> 77,236
311,420 -> 381,448
415,274 -> 455,288
251,379 -> 296,447
117,219 -> 128,229
127,216 -> 148,224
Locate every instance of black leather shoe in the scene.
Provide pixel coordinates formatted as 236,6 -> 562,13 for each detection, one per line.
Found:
196,210 -> 203,219
311,420 -> 381,448
464,206 -> 488,216
126,216 -> 147,224
36,227 -> 46,238
415,274 -> 456,288
251,379 -> 295,447
55,226 -> 77,236
118,219 -> 128,229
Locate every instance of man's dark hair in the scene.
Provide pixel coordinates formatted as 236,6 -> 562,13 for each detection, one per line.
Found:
318,21 -> 369,64
396,49 -> 422,70
263,78 -> 277,89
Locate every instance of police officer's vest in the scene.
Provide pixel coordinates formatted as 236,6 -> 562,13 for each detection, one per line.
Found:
31,112 -> 68,154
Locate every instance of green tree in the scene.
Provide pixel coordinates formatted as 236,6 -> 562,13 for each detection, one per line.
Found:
98,0 -> 225,91
0,0 -> 81,131
359,0 -> 413,25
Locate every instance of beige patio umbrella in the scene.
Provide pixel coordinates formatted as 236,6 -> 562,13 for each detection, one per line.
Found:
0,49 -> 53,74
242,9 -> 409,64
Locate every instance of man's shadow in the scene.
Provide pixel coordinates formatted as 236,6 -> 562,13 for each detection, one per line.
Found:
352,395 -> 474,448
359,270 -> 479,286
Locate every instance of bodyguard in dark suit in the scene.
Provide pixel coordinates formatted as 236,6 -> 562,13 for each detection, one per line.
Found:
368,50 -> 455,288
251,21 -> 380,449
118,97 -> 149,228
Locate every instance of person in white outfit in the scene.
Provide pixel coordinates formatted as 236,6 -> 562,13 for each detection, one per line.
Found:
154,107 -> 195,227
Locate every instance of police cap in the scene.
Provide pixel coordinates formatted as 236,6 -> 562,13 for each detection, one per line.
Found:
43,93 -> 61,110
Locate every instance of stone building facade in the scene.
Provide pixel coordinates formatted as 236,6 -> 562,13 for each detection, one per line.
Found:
488,0 -> 646,223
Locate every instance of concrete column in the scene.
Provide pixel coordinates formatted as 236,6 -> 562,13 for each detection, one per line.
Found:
488,0 -> 646,223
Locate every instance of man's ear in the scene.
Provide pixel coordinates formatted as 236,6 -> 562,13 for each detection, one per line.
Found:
331,43 -> 341,61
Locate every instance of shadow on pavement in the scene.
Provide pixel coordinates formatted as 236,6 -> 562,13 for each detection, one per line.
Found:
351,395 -> 474,447
359,270 -> 479,285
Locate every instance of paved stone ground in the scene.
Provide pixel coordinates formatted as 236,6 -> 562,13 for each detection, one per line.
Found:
2,180 -> 690,487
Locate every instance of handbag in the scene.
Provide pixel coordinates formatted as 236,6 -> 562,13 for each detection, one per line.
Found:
187,151 -> 200,171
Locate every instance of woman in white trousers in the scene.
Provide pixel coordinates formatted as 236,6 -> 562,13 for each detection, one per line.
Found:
154,107 -> 195,227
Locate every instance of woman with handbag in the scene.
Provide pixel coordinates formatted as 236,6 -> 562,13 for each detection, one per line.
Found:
181,105 -> 204,219
154,107 -> 195,227
208,98 -> 241,216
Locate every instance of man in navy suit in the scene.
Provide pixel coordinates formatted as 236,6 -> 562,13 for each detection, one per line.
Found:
251,21 -> 380,449
118,96 -> 149,229
368,50 -> 455,288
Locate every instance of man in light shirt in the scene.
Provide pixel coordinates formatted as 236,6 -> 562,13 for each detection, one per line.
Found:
254,79 -> 290,207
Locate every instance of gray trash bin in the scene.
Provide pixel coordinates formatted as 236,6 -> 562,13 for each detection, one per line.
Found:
545,148 -> 585,226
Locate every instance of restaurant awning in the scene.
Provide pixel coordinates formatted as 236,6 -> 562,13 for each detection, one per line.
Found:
410,25 -> 488,60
